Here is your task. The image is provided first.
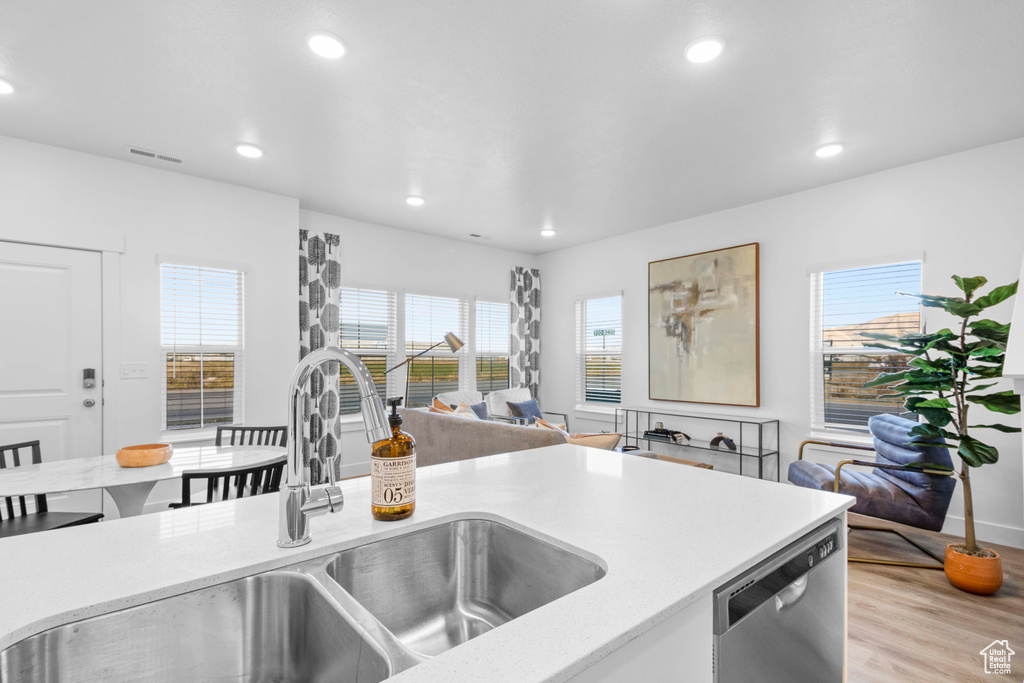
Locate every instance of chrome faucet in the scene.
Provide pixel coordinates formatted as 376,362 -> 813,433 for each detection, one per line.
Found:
278,347 -> 390,548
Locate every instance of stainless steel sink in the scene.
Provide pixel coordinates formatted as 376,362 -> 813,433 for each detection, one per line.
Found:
1,517 -> 605,680
324,518 -> 607,657
0,572 -> 390,683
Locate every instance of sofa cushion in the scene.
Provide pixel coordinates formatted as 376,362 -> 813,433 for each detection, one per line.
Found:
453,402 -> 483,420
468,402 -> 488,420
431,398 -> 454,413
485,388 -> 532,417
507,398 -> 543,423
535,418 -> 622,451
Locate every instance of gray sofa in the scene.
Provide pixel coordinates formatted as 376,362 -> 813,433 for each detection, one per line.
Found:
399,408 -> 566,467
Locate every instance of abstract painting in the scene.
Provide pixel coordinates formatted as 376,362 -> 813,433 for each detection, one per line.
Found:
649,243 -> 759,406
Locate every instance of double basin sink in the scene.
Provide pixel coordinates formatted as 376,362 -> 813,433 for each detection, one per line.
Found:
1,517 -> 606,682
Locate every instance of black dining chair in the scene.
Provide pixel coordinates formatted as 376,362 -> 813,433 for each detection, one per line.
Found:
215,425 -> 288,448
168,455 -> 287,509
1,440 -> 104,539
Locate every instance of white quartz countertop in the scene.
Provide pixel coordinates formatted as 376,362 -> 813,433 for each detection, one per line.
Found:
0,445 -> 853,682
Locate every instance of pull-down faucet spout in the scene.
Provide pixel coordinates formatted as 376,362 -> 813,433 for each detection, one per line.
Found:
278,347 -> 390,548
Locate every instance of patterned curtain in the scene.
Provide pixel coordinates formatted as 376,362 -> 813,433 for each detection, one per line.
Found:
299,229 -> 342,485
510,267 -> 541,399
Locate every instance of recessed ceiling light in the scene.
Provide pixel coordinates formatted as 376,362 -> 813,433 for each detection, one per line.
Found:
540,229 -> 556,238
685,37 -> 724,63
307,30 -> 346,59
0,79 -> 14,95
406,195 -> 425,206
236,144 -> 263,158
815,143 -> 844,158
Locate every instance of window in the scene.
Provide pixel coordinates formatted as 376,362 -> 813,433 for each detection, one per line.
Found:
160,263 -> 245,431
810,260 -> 922,432
405,293 -> 468,407
576,295 -> 622,404
339,287 -> 397,415
475,301 -> 510,393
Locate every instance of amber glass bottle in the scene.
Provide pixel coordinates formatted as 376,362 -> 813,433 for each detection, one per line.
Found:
371,398 -> 416,521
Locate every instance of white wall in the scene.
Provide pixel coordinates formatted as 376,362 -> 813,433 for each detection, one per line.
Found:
300,209 -> 538,474
539,137 -> 1024,548
0,137 -> 539,504
0,135 -> 299,513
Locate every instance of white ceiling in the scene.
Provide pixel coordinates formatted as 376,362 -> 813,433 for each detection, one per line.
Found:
1,1 -> 1023,254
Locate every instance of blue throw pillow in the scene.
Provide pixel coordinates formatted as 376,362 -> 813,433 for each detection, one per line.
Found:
469,402 -> 488,420
507,398 -> 542,423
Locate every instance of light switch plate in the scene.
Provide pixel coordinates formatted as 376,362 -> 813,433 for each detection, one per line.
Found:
121,362 -> 149,379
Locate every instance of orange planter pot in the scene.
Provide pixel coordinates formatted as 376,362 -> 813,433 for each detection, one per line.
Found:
944,544 -> 1002,595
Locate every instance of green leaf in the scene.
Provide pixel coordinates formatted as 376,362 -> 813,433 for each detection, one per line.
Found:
958,435 -> 999,467
968,346 -> 1004,358
904,293 -> 983,318
864,371 -> 910,388
908,424 -> 959,441
952,275 -> 987,299
905,396 -> 954,426
912,398 -> 955,408
965,383 -> 998,393
967,365 -> 1004,378
970,319 -> 1011,344
969,423 -> 1023,433
974,281 -> 1018,309
966,391 -> 1021,414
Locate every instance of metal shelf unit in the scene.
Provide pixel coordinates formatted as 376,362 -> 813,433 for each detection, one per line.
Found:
615,407 -> 780,481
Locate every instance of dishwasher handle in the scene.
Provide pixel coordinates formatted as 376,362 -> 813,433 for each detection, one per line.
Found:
774,575 -> 808,612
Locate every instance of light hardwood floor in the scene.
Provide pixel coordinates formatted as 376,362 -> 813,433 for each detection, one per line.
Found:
846,513 -> 1024,682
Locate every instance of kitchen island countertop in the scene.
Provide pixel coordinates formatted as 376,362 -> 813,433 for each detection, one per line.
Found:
0,444 -> 852,682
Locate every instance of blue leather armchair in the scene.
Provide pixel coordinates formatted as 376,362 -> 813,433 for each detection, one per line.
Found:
788,414 -> 957,568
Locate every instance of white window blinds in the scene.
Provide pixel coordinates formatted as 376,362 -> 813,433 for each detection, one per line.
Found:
405,293 -> 468,407
576,295 -> 622,404
476,300 -> 510,393
339,287 -> 397,415
810,261 -> 921,432
160,263 -> 245,431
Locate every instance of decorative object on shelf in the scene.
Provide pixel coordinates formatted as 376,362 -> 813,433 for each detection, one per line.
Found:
510,267 -> 541,399
618,406 -> 779,480
709,433 -> 737,451
116,443 -> 173,468
385,332 -> 464,406
649,243 -> 759,407
642,426 -> 690,443
865,274 -> 1019,594
299,229 -> 343,485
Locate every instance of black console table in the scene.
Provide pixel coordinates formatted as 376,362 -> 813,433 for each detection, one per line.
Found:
615,407 -> 780,481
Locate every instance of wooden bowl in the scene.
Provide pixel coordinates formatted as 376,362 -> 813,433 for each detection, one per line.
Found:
116,443 -> 173,468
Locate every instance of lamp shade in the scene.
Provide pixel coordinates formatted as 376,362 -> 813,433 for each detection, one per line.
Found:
444,332 -> 464,352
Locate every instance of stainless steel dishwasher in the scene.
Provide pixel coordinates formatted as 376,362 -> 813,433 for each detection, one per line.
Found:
713,518 -> 844,682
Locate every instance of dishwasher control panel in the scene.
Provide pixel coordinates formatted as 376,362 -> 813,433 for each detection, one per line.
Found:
810,531 -> 839,566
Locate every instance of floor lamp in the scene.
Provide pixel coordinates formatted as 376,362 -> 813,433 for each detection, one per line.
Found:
384,332 -> 464,407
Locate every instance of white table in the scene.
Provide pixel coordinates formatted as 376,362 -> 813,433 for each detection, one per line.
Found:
0,445 -> 286,517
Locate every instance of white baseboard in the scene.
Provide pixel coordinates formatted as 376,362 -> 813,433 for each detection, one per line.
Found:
941,515 -> 1024,550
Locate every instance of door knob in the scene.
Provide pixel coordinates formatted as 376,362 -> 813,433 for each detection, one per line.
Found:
83,398 -> 97,408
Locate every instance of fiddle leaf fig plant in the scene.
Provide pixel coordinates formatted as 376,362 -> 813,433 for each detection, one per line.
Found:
863,275 -> 1020,555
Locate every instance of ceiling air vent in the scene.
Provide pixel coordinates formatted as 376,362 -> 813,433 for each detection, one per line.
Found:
125,146 -> 183,164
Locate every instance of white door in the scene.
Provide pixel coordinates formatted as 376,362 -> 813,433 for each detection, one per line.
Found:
0,241 -> 103,513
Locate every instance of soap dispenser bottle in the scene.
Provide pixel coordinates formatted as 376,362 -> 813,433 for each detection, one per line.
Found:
370,397 -> 416,521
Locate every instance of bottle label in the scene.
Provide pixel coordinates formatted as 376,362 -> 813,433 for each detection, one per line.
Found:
371,454 -> 416,507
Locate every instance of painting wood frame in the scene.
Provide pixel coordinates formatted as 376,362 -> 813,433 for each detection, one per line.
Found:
648,242 -> 760,407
